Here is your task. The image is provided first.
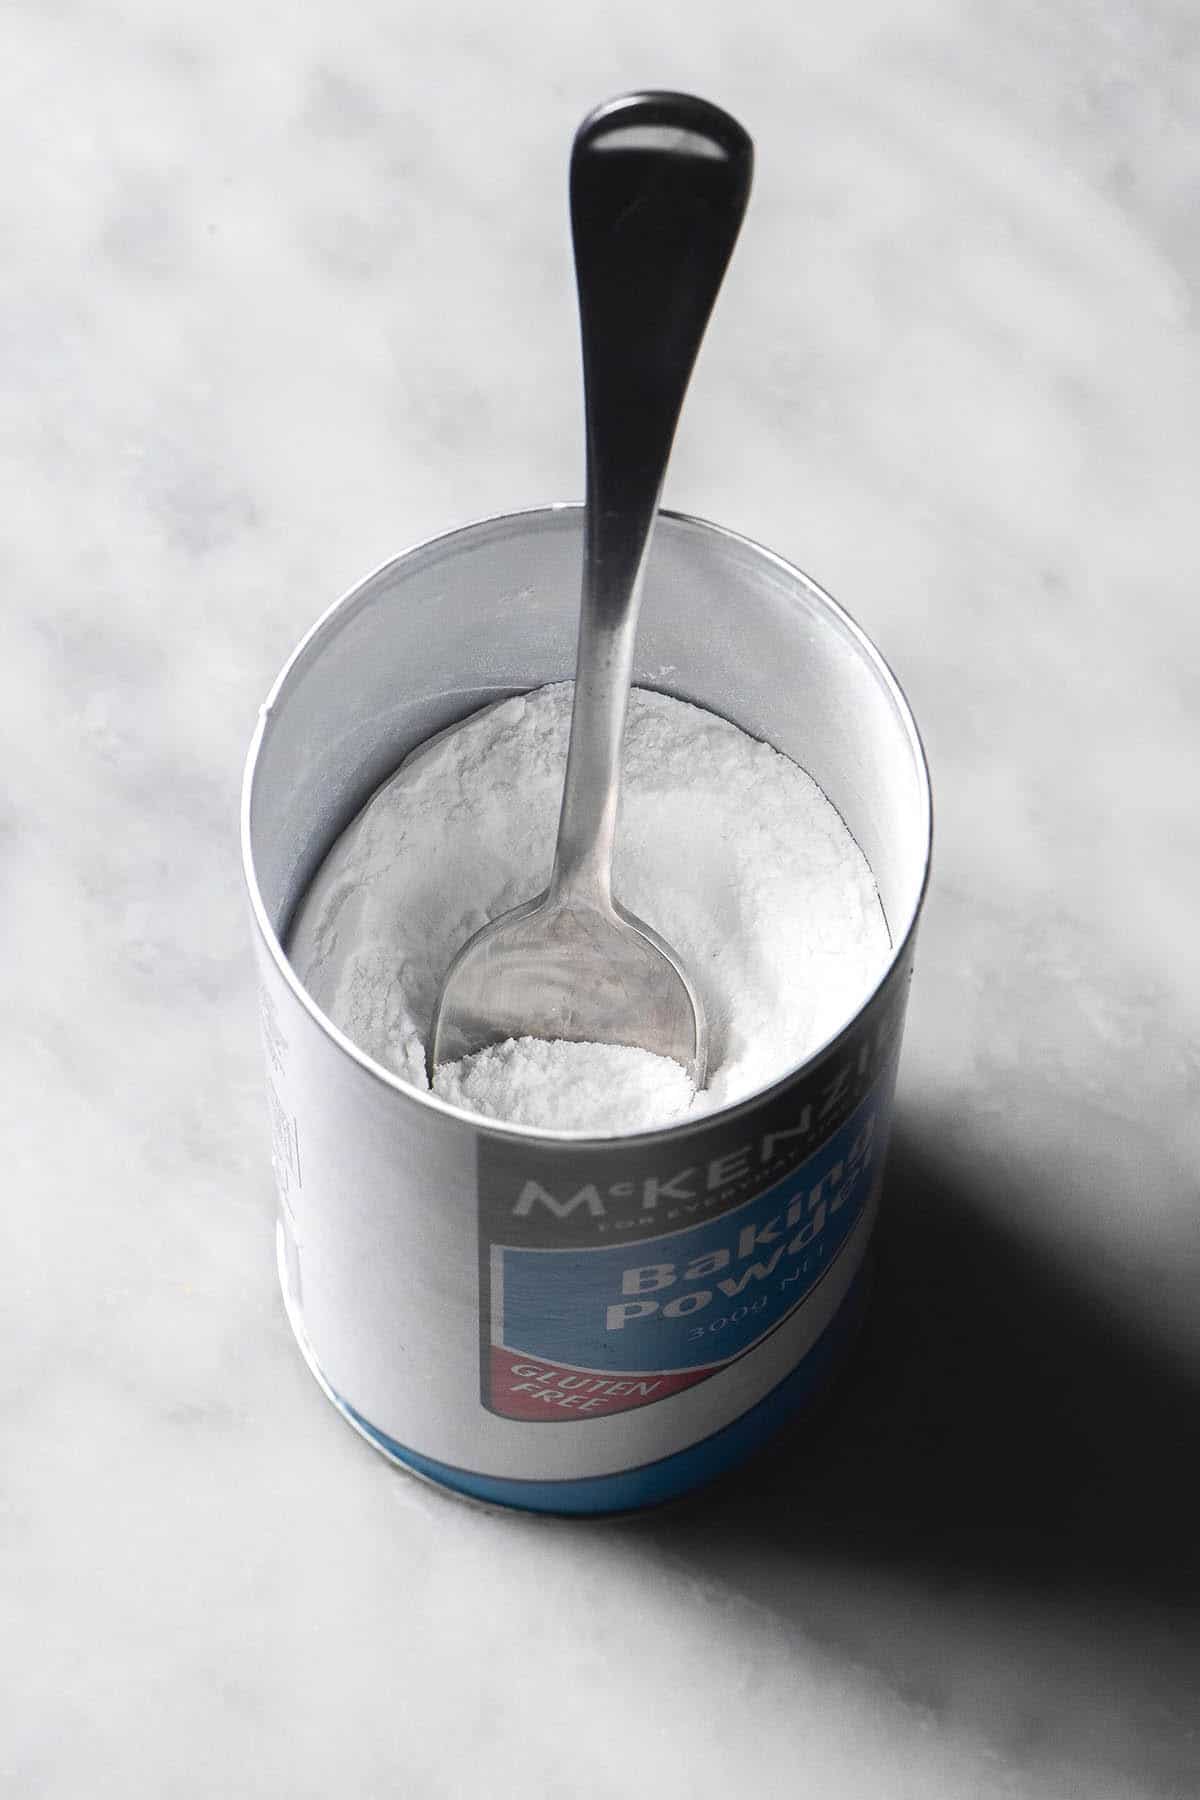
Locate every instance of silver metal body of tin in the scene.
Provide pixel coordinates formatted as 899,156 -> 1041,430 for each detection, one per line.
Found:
241,507 -> 931,1514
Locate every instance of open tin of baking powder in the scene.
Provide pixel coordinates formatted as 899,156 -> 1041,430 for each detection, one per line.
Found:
241,506 -> 931,1513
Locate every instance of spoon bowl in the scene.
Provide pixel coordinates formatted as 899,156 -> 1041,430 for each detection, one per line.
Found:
428,891 -> 706,1082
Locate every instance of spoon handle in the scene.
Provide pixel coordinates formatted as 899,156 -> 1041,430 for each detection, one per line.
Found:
550,92 -> 753,904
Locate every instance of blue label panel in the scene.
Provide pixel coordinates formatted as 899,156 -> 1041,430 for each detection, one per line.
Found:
496,1085 -> 879,1376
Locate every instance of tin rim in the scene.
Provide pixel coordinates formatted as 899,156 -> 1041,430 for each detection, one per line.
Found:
240,504 -> 933,1150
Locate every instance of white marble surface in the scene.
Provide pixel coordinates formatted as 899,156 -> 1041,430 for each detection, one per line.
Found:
3,1 -> 1198,1794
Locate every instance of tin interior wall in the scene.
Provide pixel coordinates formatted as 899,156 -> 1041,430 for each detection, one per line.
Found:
247,508 -> 928,967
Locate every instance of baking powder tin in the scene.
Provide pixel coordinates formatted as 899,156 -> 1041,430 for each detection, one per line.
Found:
241,507 -> 931,1513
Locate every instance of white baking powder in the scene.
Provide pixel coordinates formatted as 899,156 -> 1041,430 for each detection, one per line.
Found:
287,682 -> 890,1134
434,1035 -> 696,1134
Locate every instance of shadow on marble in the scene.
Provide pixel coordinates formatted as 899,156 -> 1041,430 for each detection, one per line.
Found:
632,1115 -> 1200,1614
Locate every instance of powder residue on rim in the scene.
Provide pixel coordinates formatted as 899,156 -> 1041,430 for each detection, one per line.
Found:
287,682 -> 891,1134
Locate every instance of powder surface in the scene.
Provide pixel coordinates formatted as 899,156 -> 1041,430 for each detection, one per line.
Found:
287,682 -> 891,1134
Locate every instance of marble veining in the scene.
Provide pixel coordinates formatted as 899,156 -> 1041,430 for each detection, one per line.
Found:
2,1 -> 1197,1794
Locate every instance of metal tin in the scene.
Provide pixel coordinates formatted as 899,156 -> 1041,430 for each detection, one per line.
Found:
241,507 -> 931,1514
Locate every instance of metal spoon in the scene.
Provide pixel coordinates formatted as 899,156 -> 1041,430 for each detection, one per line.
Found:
428,91 -> 753,1087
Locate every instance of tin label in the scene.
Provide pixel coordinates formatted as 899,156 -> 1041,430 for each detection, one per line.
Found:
477,966 -> 908,1422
